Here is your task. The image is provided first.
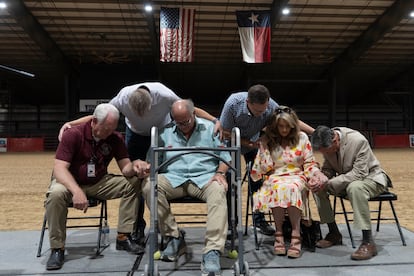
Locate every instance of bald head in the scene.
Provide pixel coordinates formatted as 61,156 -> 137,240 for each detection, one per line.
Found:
171,99 -> 195,118
171,99 -> 196,134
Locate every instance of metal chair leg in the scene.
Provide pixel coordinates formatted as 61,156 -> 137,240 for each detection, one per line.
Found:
36,213 -> 47,257
340,197 -> 355,248
388,200 -> 407,246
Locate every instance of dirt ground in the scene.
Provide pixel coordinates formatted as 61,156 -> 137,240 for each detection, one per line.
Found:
0,148 -> 413,232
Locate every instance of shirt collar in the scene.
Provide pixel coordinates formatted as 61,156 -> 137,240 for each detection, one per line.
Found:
242,101 -> 253,117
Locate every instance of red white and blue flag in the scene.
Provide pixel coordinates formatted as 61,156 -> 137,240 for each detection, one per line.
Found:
236,10 -> 271,63
160,7 -> 195,62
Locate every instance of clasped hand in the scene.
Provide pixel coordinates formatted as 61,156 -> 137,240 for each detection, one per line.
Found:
133,160 -> 150,178
308,170 -> 329,193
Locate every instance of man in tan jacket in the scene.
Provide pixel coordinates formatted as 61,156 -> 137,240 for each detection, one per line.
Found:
309,125 -> 389,260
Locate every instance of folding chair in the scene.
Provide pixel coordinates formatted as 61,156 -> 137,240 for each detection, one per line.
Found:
36,197 -> 108,257
244,161 -> 273,250
334,188 -> 406,248
244,161 -> 259,249
168,196 -> 207,226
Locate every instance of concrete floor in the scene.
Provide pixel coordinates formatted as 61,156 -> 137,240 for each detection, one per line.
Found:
1,223 -> 412,276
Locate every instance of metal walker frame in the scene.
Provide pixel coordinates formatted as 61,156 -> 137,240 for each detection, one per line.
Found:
138,126 -> 249,276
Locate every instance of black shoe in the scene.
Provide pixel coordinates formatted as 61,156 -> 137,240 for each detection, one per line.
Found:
116,235 -> 145,254
256,221 -> 275,236
46,248 -> 64,270
132,227 -> 146,246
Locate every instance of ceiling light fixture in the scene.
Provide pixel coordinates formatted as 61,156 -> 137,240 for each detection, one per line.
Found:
282,8 -> 290,15
410,11 -> 414,18
0,2 -> 7,9
144,4 -> 153,12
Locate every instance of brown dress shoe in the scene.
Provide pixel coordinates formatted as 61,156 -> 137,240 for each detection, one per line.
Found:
351,242 -> 377,260
316,232 -> 343,248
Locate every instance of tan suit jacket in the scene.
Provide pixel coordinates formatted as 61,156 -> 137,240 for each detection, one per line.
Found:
321,127 -> 390,194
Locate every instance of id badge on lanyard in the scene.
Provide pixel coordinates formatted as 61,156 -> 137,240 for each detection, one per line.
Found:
87,159 -> 96,177
88,140 -> 98,178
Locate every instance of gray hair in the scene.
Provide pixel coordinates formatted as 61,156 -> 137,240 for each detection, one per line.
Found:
128,86 -> 152,116
311,125 -> 335,150
182,98 -> 195,114
93,103 -> 120,123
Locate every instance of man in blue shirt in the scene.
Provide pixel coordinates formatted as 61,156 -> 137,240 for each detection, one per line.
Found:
141,99 -> 231,275
219,84 -> 314,236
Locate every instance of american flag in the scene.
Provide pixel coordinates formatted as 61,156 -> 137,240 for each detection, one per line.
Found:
160,7 -> 195,62
236,10 -> 271,63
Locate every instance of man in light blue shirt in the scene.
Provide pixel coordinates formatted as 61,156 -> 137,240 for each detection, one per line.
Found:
142,99 -> 230,275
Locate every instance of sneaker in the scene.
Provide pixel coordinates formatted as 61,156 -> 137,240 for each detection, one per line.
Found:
161,231 -> 186,262
256,220 -> 275,236
46,248 -> 64,270
201,250 -> 221,275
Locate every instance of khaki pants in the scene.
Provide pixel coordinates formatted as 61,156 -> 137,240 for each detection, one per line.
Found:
142,175 -> 228,254
313,179 -> 386,230
45,174 -> 141,249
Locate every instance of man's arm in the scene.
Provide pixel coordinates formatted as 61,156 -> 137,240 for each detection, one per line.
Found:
53,159 -> 89,212
194,107 -> 223,139
58,115 -> 93,141
299,120 -> 314,135
117,158 -> 150,179
329,140 -> 370,188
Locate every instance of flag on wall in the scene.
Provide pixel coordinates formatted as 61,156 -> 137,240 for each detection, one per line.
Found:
236,10 -> 271,63
160,7 -> 195,62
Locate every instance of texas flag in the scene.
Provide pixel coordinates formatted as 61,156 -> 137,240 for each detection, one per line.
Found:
236,10 -> 271,63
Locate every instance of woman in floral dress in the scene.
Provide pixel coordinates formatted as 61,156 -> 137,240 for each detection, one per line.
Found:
250,106 -> 323,258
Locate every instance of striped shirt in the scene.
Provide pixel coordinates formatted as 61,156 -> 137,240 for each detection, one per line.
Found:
219,92 -> 278,154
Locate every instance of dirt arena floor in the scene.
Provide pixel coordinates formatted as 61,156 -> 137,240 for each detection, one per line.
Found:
0,148 -> 413,232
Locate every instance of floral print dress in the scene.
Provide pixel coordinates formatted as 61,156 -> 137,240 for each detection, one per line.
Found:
250,132 -> 320,220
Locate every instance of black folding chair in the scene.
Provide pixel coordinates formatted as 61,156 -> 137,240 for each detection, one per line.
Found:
334,189 -> 406,248
37,197 -> 108,257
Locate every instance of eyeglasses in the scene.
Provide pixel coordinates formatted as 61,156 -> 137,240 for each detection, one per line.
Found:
275,107 -> 291,114
174,117 -> 192,127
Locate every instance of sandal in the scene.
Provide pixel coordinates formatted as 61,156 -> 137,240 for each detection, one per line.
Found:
273,232 -> 286,256
287,235 -> 302,258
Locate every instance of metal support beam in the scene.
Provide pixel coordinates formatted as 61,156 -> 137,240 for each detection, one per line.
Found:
318,0 -> 414,126
326,0 -> 414,78
144,2 -> 160,66
5,0 -> 76,75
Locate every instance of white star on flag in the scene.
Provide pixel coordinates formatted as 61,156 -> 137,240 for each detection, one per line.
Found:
248,13 -> 259,25
236,10 -> 271,63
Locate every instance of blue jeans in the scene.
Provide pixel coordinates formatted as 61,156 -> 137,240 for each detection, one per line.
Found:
125,126 -> 151,233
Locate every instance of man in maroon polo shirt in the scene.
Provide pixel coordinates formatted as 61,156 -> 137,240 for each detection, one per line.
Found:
44,103 -> 150,270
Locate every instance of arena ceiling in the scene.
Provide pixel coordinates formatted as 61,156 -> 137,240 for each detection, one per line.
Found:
1,0 -> 414,106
